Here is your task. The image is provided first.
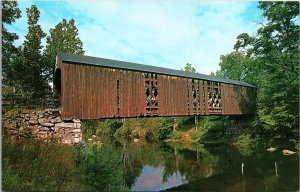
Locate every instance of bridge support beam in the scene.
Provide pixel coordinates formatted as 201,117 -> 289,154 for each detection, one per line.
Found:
173,118 -> 177,131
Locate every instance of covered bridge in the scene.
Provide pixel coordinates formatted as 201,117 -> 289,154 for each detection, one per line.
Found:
54,53 -> 256,120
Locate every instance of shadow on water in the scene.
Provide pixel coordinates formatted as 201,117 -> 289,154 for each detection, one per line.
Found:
114,141 -> 299,191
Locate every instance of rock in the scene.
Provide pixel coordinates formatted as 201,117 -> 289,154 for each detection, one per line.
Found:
267,147 -> 277,152
49,115 -> 56,119
74,123 -> 81,128
92,134 -> 97,139
62,139 -> 72,145
62,131 -> 73,144
73,129 -> 81,133
28,120 -> 38,126
283,149 -> 296,155
55,118 -> 62,123
50,119 -> 57,123
73,137 -> 81,143
39,127 -> 50,131
38,114 -> 44,118
30,116 -> 38,121
29,126 -> 39,134
38,131 -> 48,139
40,122 -> 54,127
55,122 -> 76,128
74,133 -> 82,138
72,118 -> 81,123
133,138 -> 139,142
50,117 -> 62,123
55,127 -> 64,134
38,118 -> 48,124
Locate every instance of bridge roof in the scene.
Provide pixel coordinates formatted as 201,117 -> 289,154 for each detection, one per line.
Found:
58,53 -> 256,88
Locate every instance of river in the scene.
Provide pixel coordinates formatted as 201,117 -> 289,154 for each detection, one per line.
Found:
113,141 -> 299,191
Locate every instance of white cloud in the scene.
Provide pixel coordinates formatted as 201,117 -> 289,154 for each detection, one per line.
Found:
9,0 -> 261,74
65,0 -> 260,74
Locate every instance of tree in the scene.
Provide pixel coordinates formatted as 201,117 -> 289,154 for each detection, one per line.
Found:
43,18 -> 84,82
216,52 -> 261,85
13,5 -> 48,98
2,0 -> 21,87
215,2 -> 299,143
182,63 -> 196,73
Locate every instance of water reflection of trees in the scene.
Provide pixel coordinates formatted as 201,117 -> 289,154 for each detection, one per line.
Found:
119,142 -> 220,189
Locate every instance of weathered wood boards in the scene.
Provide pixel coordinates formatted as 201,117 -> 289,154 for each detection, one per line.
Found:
54,54 -> 256,120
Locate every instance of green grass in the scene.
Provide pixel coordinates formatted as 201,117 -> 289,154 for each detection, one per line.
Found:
2,139 -> 92,191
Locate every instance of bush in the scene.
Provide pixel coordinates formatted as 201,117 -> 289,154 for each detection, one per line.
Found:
158,118 -> 173,140
81,144 -> 127,192
145,131 -> 154,142
81,120 -> 99,140
235,133 -> 254,147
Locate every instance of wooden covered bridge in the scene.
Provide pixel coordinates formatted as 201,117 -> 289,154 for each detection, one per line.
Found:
54,53 -> 256,120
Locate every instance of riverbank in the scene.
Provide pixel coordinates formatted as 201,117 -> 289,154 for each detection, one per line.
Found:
81,115 -> 297,150
2,108 -> 298,191
2,108 -> 129,191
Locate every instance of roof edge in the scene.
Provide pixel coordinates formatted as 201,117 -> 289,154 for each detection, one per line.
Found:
57,53 -> 256,88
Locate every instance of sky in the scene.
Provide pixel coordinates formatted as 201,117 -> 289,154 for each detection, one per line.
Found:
6,0 -> 263,75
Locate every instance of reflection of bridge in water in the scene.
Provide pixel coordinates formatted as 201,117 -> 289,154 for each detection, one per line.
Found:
54,53 -> 256,120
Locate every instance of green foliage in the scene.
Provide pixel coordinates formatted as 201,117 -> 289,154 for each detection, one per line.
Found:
81,144 -> 127,191
2,140 -> 91,191
81,119 -> 123,142
12,5 -> 49,98
2,4 -> 85,98
158,118 -> 173,140
215,2 -> 299,144
81,120 -> 98,140
182,63 -> 196,73
235,133 -> 254,147
43,18 -> 84,82
2,0 -> 21,86
145,130 -> 154,142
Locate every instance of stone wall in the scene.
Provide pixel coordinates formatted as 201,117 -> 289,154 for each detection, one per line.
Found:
3,108 -> 82,145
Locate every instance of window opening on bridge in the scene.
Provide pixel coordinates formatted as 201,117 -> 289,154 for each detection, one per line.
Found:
207,81 -> 222,114
145,73 -> 159,116
191,79 -> 200,114
145,80 -> 150,86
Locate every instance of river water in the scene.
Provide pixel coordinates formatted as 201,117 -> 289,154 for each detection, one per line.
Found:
114,141 -> 299,191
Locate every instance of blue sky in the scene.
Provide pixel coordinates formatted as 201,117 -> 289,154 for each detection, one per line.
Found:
6,0 -> 262,74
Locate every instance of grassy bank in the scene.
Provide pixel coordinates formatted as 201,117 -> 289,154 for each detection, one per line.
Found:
81,116 -> 263,147
2,138 -> 128,191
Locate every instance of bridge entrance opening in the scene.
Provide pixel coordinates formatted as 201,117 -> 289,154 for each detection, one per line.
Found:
53,68 -> 61,100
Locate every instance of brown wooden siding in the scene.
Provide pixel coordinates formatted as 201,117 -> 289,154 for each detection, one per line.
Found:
57,61 -> 256,119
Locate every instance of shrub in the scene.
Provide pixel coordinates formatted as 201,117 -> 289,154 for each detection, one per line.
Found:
235,133 -> 254,147
81,144 -> 127,192
145,131 -> 154,142
158,118 -> 173,140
